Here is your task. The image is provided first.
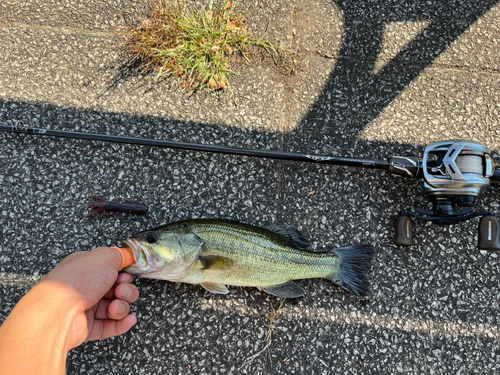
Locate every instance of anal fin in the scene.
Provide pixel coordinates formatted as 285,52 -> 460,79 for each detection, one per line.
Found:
200,282 -> 230,294
262,282 -> 305,298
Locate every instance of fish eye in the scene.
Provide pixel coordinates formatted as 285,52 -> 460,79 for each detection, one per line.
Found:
146,232 -> 157,244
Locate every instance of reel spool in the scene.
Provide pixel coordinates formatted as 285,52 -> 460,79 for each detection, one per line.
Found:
422,140 -> 494,207
395,140 -> 500,250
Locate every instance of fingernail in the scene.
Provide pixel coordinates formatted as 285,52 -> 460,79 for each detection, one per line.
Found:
117,302 -> 126,314
122,286 -> 132,299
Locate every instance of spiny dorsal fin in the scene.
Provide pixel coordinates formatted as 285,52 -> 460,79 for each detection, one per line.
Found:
262,281 -> 306,298
264,224 -> 310,251
201,282 -> 230,294
198,255 -> 233,271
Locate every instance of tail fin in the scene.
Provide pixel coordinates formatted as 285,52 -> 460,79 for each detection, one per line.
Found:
328,245 -> 376,296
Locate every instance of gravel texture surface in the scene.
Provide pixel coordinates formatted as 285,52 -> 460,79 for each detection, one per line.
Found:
1,0 -> 500,374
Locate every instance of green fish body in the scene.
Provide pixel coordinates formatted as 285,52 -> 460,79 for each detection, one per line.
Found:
122,219 -> 375,298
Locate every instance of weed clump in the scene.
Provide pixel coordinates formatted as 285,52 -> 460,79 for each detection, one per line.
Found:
121,0 -> 277,91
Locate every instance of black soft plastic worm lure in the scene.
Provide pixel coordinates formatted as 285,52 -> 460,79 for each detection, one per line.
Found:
85,195 -> 148,218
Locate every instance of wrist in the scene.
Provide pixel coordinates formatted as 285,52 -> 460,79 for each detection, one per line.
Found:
31,280 -> 84,347
0,280 -> 82,375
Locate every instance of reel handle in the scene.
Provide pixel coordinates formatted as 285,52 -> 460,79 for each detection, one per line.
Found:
490,167 -> 500,185
478,216 -> 500,251
396,214 -> 500,251
395,216 -> 413,246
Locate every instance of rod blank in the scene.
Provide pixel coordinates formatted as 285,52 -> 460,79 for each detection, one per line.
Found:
0,124 -> 390,170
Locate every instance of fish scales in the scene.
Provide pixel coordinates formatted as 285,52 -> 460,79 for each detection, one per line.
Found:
122,219 -> 375,298
175,220 -> 337,287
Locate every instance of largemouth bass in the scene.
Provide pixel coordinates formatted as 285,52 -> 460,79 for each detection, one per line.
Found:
122,219 -> 375,298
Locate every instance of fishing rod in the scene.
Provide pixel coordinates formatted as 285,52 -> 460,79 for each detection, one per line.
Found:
0,122 -> 391,169
2,121 -> 500,250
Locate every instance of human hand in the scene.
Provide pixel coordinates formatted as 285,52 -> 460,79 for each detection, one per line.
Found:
40,247 -> 139,350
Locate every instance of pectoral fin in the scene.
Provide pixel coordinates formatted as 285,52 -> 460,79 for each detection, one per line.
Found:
200,282 -> 230,294
198,255 -> 233,271
262,282 -> 305,298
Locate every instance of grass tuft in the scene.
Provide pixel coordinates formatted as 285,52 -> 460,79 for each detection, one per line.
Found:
120,0 -> 279,92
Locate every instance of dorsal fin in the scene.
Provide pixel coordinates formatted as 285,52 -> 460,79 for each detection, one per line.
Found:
264,224 -> 310,251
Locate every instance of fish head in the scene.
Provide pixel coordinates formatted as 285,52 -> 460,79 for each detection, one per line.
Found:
121,226 -> 204,280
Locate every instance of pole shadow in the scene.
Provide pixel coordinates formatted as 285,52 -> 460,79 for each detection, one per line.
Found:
289,0 -> 499,156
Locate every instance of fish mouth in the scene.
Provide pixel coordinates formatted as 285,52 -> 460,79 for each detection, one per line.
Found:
121,238 -> 150,270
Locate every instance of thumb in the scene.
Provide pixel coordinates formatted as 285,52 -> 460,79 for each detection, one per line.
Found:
108,247 -> 135,270
89,247 -> 124,272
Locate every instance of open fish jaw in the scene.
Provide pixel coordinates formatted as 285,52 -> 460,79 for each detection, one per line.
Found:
121,238 -> 153,273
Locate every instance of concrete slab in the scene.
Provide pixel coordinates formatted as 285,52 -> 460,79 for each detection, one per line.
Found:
288,58 -> 500,156
0,0 -> 146,31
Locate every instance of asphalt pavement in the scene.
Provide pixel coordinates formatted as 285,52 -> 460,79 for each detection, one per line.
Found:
1,0 -> 500,374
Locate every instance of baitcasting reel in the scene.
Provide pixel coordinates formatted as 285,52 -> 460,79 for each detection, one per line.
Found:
392,140 -> 500,250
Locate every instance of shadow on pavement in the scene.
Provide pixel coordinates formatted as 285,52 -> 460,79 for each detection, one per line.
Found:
289,0 -> 499,155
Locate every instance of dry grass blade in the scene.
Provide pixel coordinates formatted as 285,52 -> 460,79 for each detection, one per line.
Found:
240,298 -> 286,369
119,0 -> 279,92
